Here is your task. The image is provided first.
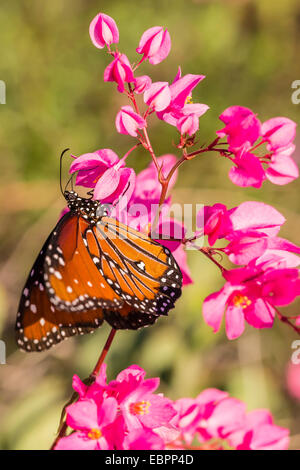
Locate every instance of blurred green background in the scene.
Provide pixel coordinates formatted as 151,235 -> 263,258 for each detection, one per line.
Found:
0,0 -> 300,450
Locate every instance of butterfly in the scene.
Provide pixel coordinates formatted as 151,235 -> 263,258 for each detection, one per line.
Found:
16,189 -> 182,352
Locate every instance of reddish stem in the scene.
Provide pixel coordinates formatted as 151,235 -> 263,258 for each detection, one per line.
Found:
276,309 -> 300,335
50,328 -> 117,449
90,328 -> 117,378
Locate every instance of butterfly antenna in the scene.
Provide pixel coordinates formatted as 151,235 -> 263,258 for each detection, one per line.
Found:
71,172 -> 75,191
59,148 -> 70,197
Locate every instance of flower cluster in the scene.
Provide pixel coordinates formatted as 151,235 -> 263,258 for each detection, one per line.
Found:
54,365 -> 289,451
65,12 -> 300,340
197,201 -> 300,339
217,106 -> 298,187
50,11 -> 300,451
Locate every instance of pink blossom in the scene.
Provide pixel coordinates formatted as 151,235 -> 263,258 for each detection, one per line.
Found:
196,201 -> 285,249
115,105 -> 146,137
261,117 -> 297,150
265,143 -> 299,185
55,397 -> 118,450
144,81 -> 171,112
124,428 -> 165,450
69,149 -> 136,204
226,201 -> 286,239
89,13 -> 119,49
136,26 -> 171,65
172,390 -> 289,450
217,106 -> 261,150
107,365 -> 176,432
104,53 -> 134,93
197,203 -> 231,246
225,235 -> 300,266
203,262 -> 300,339
133,75 -> 152,94
217,106 -> 298,187
157,69 -> 208,133
177,113 -> 199,136
229,149 -> 266,188
228,410 -> 290,450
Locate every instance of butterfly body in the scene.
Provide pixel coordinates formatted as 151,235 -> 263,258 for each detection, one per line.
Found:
16,190 -> 182,351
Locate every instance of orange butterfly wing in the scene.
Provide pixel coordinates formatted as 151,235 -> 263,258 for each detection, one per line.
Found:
16,237 -> 105,352
43,213 -> 123,312
85,217 -> 182,319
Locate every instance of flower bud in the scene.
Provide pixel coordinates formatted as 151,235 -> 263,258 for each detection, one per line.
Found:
136,26 -> 171,65
116,106 -> 146,137
89,13 -> 119,49
133,75 -> 152,94
104,53 -> 134,93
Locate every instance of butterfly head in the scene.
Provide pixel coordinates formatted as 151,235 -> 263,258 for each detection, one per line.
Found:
64,190 -> 110,223
64,190 -> 79,205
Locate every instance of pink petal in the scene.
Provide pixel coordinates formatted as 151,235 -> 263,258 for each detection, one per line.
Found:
244,298 -> 275,328
133,75 -> 152,94
261,117 -> 297,150
54,431 -> 98,450
97,397 -> 118,427
203,285 -> 233,333
229,152 -> 266,188
89,13 -> 119,49
66,400 -> 99,431
115,105 -> 146,137
266,153 -> 299,185
225,305 -> 245,339
93,167 -> 120,200
144,81 -> 171,112
228,201 -> 285,236
170,74 -> 205,108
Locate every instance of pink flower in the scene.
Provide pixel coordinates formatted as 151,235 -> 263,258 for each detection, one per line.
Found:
157,69 -> 208,134
144,81 -> 171,112
115,105 -> 146,137
104,53 -> 134,93
136,26 -> 171,65
196,201 -> 285,249
228,149 -> 266,188
177,113 -> 199,136
226,201 -> 286,240
265,143 -> 299,185
172,390 -> 289,450
108,365 -> 176,432
133,75 -> 152,94
261,117 -> 297,151
69,149 -> 136,204
55,365 -> 290,450
228,410 -> 290,450
197,203 -> 231,246
55,397 -> 118,450
217,106 -> 298,187
203,262 -> 300,339
217,106 -> 261,151
89,13 -> 119,49
124,428 -> 165,450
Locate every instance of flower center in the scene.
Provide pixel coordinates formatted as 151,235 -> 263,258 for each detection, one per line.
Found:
88,428 -> 102,440
232,293 -> 251,309
185,95 -> 193,104
129,400 -> 151,415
